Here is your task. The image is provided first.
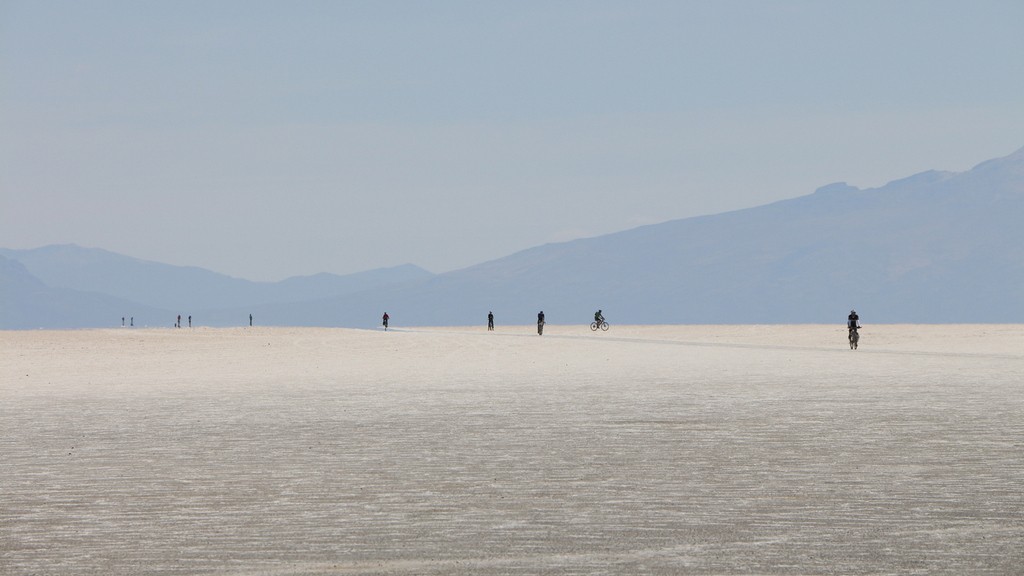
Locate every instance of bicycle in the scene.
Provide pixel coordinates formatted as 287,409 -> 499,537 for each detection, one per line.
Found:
591,321 -> 609,331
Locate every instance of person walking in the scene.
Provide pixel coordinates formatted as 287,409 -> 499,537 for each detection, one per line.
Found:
382,312 -> 390,331
487,311 -> 494,331
537,311 -> 545,335
188,315 -> 192,328
249,313 -> 253,327
177,315 -> 181,329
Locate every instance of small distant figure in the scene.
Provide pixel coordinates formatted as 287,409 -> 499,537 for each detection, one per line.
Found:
177,314 -> 181,329
130,317 -> 133,327
591,309 -> 609,331
594,309 -> 604,325
188,315 -> 192,328
537,311 -> 545,335
249,313 -> 253,327
382,312 -> 390,331
487,311 -> 494,331
122,317 -> 125,327
848,309 -> 861,350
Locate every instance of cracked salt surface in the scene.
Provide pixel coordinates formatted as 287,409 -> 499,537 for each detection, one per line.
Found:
1,324 -> 1022,575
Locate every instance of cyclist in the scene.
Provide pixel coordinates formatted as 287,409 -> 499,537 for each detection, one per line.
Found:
594,309 -> 605,326
847,309 -> 860,332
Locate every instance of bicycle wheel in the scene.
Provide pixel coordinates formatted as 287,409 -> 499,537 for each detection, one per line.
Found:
590,322 -> 598,331
600,322 -> 609,331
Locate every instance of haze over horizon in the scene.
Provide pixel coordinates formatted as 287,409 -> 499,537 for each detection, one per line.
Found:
3,1 -> 1023,281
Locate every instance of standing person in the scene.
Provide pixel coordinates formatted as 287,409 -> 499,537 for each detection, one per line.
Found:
130,317 -> 133,327
249,313 -> 253,327
122,317 -> 125,327
537,311 -> 545,335
177,315 -> 181,329
382,312 -> 390,331
188,315 -> 192,328
487,311 -> 494,331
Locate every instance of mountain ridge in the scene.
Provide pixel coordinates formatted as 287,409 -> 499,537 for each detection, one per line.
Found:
0,247 -> 433,328
3,146 -> 1022,328
315,145 -> 1024,326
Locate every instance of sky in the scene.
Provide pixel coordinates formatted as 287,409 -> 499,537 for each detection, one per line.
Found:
2,1 -> 1023,281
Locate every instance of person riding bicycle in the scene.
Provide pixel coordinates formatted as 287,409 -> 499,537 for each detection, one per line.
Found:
847,309 -> 860,332
594,310 -> 605,325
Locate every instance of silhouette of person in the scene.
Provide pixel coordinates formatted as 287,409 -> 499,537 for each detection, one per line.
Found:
488,311 -> 494,331
177,315 -> 181,329
130,317 -> 133,327
249,314 -> 253,327
382,312 -> 390,331
537,311 -> 545,335
188,315 -> 192,328
122,317 -> 125,327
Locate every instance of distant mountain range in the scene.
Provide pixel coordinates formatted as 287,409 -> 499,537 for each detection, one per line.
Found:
0,247 -> 432,329
3,147 -> 1022,329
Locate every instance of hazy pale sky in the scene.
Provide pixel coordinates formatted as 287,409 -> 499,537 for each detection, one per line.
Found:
2,1 -> 1023,281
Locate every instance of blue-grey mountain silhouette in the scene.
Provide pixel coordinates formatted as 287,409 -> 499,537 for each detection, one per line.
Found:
3,146 -> 1022,328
